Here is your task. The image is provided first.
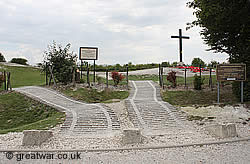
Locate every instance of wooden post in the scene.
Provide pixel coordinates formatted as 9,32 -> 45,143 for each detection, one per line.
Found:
199,64 -> 202,77
80,60 -> 83,79
45,63 -> 48,85
161,67 -> 164,89
3,71 -> 6,90
209,68 -> 212,89
217,82 -> 220,104
159,64 -> 162,87
87,64 -> 90,86
184,68 -> 187,88
93,60 -> 96,83
7,72 -> 9,91
48,66 -> 57,86
72,67 -> 76,87
126,64 -> 129,90
241,81 -> 244,103
106,69 -> 108,88
8,72 -> 12,91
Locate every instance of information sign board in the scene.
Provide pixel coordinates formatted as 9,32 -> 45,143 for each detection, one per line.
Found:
216,64 -> 246,81
79,47 -> 98,60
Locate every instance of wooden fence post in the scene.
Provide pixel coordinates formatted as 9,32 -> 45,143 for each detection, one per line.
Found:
4,71 -> 6,90
126,65 -> 129,90
159,64 -> 162,87
106,69 -> 109,88
72,67 -> 76,87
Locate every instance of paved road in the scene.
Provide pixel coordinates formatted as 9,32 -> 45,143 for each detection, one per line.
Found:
15,86 -> 120,137
126,81 -> 195,135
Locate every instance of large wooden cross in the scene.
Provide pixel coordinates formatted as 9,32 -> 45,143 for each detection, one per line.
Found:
171,29 -> 190,63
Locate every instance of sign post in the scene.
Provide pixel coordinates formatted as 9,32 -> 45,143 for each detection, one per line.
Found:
79,47 -> 98,84
216,64 -> 246,103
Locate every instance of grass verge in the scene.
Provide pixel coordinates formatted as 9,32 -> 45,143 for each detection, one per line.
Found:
161,86 -> 239,106
62,88 -> 129,103
0,64 -> 45,89
0,92 -> 65,134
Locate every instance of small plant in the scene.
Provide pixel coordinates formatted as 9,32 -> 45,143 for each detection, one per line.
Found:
111,71 -> 125,86
96,76 -> 102,84
167,71 -> 177,88
79,78 -> 85,84
193,74 -> 204,90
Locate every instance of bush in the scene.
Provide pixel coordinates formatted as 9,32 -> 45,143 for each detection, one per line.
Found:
193,74 -> 204,90
191,58 -> 205,68
96,76 -> 103,84
111,71 -> 124,86
79,78 -> 85,84
167,71 -> 177,88
43,41 -> 77,84
232,81 -> 250,102
0,53 -> 5,62
10,58 -> 28,65
162,62 -> 171,67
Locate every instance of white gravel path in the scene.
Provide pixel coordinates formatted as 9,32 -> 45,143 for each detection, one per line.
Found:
0,140 -> 249,163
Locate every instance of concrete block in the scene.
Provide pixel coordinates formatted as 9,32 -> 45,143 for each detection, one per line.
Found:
205,123 -> 237,138
22,130 -> 53,146
122,128 -> 142,144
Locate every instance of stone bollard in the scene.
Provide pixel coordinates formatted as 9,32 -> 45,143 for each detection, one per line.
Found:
22,130 -> 53,146
122,128 -> 142,144
205,123 -> 237,138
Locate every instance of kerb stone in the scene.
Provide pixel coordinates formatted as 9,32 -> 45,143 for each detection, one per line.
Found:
22,130 -> 53,146
205,123 -> 237,138
122,128 -> 142,144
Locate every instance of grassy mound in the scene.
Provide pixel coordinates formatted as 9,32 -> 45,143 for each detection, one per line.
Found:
0,64 -> 45,89
0,92 -> 65,134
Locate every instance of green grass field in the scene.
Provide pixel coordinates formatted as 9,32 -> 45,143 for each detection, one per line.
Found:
161,86 -> 238,106
62,88 -> 129,103
0,92 -> 65,134
0,64 -> 45,90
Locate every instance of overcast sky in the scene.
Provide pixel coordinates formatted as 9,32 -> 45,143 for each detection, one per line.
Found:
0,0 -> 229,65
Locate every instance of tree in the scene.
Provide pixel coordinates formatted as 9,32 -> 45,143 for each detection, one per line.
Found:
191,58 -> 205,67
43,41 -> 77,84
187,0 -> 250,101
162,62 -> 171,67
171,62 -> 178,67
10,58 -> 28,65
0,52 -> 5,62
207,60 -> 219,68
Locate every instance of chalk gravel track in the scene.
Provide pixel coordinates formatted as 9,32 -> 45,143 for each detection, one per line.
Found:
125,81 -> 198,136
14,81 -> 197,137
14,86 -> 120,137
